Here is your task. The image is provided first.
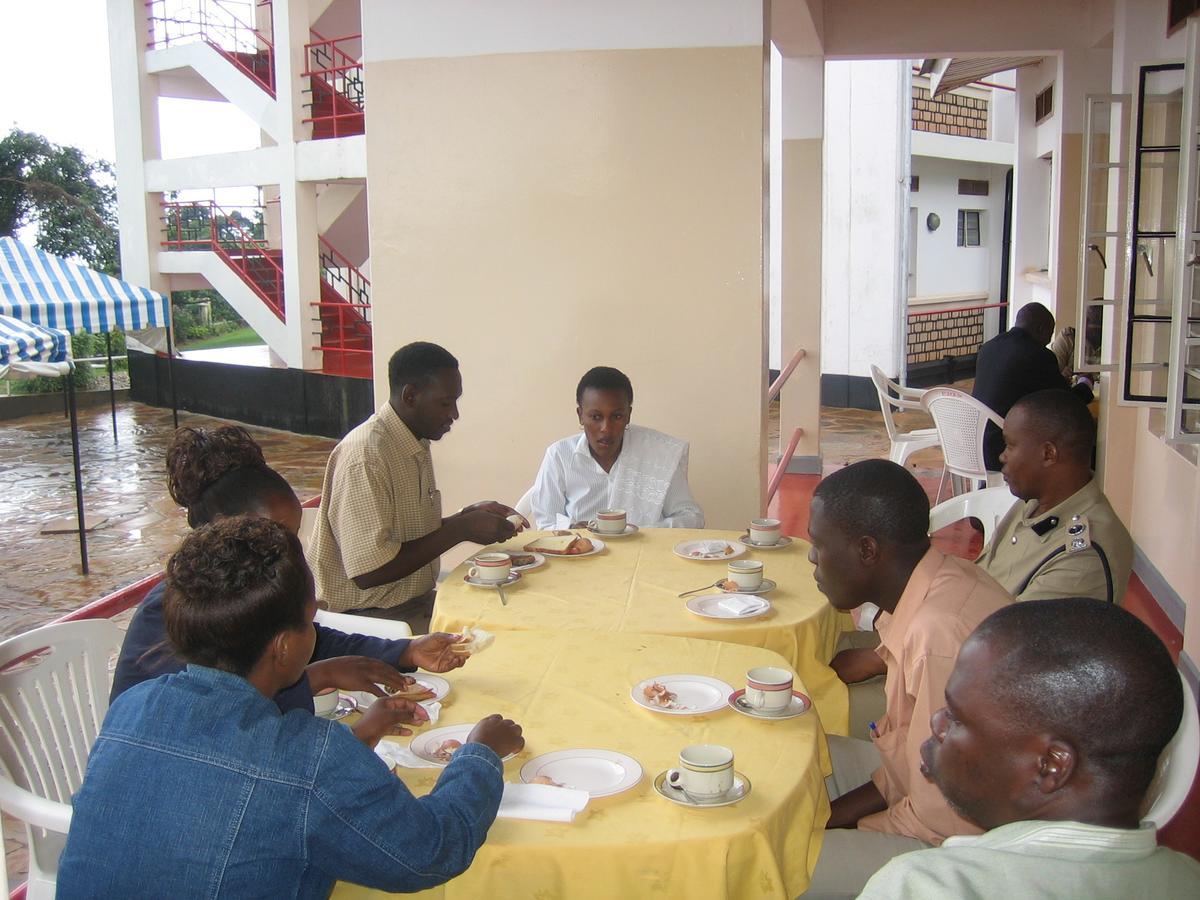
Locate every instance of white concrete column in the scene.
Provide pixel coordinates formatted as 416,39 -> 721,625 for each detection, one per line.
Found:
274,0 -> 323,369
107,0 -> 167,294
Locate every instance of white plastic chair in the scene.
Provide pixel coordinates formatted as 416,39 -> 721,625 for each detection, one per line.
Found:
920,386 -> 1006,503
870,365 -> 941,466
315,609 -> 413,640
928,485 -> 1020,548
1142,671 -> 1200,829
297,506 -> 320,556
514,486 -> 534,523
0,619 -> 123,899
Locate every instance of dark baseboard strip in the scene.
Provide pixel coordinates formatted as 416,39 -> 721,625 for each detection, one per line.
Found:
783,454 -> 822,475
1133,544 -> 1187,633
820,374 -> 879,411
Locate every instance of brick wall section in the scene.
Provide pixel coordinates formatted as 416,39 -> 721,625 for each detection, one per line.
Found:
906,308 -> 985,365
912,87 -> 989,139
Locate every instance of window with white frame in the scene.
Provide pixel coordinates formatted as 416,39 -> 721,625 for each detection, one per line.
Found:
957,209 -> 983,247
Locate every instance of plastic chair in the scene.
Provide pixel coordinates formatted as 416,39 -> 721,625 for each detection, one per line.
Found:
298,506 -> 320,556
315,609 -> 413,640
870,365 -> 940,466
928,485 -> 1020,548
920,386 -> 1006,503
0,619 -> 123,899
1142,671 -> 1200,829
514,486 -> 534,523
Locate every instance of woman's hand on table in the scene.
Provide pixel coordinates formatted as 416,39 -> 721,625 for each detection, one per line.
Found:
400,632 -> 468,673
306,656 -> 415,696
830,648 -> 887,685
351,697 -> 431,747
466,714 -> 525,758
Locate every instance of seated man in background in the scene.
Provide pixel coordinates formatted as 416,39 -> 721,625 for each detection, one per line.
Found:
972,302 -> 1094,471
803,461 -> 1012,899
861,598 -> 1200,897
111,425 -> 466,727
311,342 -> 525,630
529,365 -> 704,530
978,389 -> 1132,604
60,517 -> 524,898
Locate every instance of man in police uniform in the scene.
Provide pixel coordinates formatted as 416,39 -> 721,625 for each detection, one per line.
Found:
977,389 -> 1132,604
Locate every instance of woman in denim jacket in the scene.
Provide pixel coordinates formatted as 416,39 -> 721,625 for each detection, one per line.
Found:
59,516 -> 523,898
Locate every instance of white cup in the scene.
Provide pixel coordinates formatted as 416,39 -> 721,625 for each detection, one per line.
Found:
745,666 -> 794,714
728,559 -> 764,590
469,552 -> 512,584
591,509 -> 627,534
666,744 -> 735,801
748,518 -> 782,546
313,688 -> 340,717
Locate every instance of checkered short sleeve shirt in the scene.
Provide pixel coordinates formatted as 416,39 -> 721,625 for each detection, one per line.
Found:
310,404 -> 442,612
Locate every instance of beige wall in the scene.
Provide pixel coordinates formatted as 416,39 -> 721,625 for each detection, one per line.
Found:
364,46 -> 765,552
781,138 -> 823,462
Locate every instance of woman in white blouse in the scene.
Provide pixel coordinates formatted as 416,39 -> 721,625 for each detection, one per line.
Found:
529,367 -> 704,530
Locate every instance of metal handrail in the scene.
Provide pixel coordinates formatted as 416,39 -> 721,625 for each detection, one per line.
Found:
317,236 -> 371,315
303,31 -> 364,138
765,426 -> 805,513
767,347 -> 807,403
145,0 -> 276,95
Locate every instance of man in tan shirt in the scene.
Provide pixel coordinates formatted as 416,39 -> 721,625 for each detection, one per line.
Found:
803,460 -> 1012,899
310,342 -> 523,626
977,389 -> 1132,604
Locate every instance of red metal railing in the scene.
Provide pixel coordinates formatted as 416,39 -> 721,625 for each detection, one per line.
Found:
313,236 -> 372,378
162,200 -> 285,320
146,0 -> 276,96
303,31 -> 365,139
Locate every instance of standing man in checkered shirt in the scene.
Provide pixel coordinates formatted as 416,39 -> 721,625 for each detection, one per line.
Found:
310,342 -> 525,630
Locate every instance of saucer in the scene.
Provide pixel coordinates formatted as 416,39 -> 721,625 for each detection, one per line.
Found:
718,578 -> 777,595
653,769 -> 752,808
463,570 -> 522,588
685,594 -> 771,620
587,523 -> 639,539
726,688 -> 811,720
737,534 -> 794,551
317,694 -> 358,721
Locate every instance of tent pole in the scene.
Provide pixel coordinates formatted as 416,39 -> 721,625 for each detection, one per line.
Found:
66,373 -> 89,575
166,318 -> 178,429
106,331 -> 117,443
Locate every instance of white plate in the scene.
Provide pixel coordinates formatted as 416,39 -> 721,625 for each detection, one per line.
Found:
586,523 -> 640,539
726,688 -> 812,720
630,674 -> 734,716
673,539 -> 746,561
463,570 -> 522,588
684,594 -> 771,620
519,749 -> 643,798
653,770 -> 751,808
737,535 -> 794,551
410,724 -> 519,767
356,674 -> 451,709
505,552 -> 545,573
718,578 -> 777,595
523,537 -> 606,558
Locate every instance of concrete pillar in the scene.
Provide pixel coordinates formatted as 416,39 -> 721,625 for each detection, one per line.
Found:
107,0 -> 167,295
360,0 -> 765,529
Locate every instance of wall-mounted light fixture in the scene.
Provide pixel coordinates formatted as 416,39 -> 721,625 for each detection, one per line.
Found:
926,212 -> 941,232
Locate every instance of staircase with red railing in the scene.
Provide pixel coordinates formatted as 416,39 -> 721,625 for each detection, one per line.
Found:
146,0 -> 276,96
162,200 -> 285,320
314,237 -> 372,378
304,31 -> 365,139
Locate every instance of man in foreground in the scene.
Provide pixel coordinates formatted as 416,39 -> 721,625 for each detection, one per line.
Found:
978,389 -> 1132,604
860,598 -> 1199,897
310,342 -> 525,628
972,302 -> 1093,471
803,461 -> 1012,898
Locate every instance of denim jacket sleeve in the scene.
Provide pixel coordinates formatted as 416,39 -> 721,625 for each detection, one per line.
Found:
307,727 -> 504,892
312,624 -> 412,671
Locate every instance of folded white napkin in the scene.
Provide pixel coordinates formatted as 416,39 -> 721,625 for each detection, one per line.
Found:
718,594 -> 764,616
373,739 -> 442,770
498,783 -> 590,822
696,540 -> 731,556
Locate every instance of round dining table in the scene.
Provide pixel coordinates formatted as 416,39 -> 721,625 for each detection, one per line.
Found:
430,528 -> 849,735
332,630 -> 832,900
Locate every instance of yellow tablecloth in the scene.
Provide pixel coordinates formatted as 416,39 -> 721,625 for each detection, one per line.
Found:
431,529 -> 849,735
332,631 -> 831,900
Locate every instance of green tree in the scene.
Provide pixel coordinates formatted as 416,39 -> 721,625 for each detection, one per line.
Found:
0,128 -> 118,274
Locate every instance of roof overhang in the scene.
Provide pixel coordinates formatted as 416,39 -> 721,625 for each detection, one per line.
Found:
922,56 -> 1045,97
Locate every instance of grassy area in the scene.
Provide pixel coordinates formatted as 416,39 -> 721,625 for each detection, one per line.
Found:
178,326 -> 262,350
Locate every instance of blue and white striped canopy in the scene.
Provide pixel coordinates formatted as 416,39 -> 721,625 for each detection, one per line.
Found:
0,236 -> 169,334
0,313 -> 70,369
